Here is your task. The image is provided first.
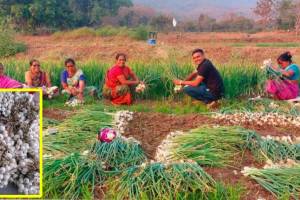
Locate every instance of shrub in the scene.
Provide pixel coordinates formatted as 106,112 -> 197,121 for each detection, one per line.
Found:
95,26 -> 129,37
129,25 -> 149,41
0,30 -> 26,58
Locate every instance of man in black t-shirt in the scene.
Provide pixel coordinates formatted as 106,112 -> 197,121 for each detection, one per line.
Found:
173,49 -> 224,106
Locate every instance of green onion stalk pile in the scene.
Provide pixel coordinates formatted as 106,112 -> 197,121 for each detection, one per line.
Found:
244,132 -> 300,162
43,106 -> 115,157
44,136 -> 147,199
106,162 -> 216,200
43,153 -> 105,199
91,137 -> 147,171
242,164 -> 300,199
161,126 -> 253,167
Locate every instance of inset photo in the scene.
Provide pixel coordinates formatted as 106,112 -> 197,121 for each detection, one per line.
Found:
0,90 -> 42,198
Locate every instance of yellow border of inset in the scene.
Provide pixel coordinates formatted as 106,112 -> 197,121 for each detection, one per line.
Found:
0,88 -> 43,198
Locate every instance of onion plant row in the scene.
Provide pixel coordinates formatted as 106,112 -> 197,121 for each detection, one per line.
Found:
3,60 -> 265,99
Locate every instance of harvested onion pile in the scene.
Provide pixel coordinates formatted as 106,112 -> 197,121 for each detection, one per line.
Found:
214,112 -> 300,127
135,83 -> 146,93
114,111 -> 134,134
0,92 -> 40,194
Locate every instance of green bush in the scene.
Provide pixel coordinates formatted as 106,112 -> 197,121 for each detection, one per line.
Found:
0,30 -> 26,58
95,26 -> 129,37
53,27 -> 96,39
129,26 -> 149,41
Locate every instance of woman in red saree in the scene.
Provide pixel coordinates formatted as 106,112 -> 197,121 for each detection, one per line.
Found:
103,53 -> 141,105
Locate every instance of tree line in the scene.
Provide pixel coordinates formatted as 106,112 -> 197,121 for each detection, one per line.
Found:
0,0 -> 132,32
0,0 -> 299,33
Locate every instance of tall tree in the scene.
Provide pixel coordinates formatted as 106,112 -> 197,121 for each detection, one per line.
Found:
254,0 -> 276,28
276,0 -> 295,29
150,14 -> 172,32
294,0 -> 300,34
198,14 -> 216,32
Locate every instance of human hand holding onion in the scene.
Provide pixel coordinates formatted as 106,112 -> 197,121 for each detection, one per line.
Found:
135,81 -> 146,93
173,79 -> 184,93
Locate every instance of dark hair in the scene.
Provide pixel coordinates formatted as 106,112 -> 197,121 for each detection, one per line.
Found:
192,48 -> 204,56
65,58 -> 76,66
29,59 -> 39,66
115,53 -> 127,61
277,51 -> 292,63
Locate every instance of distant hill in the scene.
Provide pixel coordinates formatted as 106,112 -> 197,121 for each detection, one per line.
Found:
132,0 -> 257,19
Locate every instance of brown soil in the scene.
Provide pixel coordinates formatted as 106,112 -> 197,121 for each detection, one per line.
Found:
205,151 -> 275,200
43,108 -> 73,121
94,185 -> 107,200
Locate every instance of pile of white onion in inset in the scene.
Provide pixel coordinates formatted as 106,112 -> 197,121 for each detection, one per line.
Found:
114,111 -> 134,134
213,112 -> 300,127
0,92 -> 40,194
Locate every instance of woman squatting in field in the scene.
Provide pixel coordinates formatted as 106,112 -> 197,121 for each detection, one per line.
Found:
61,58 -> 97,104
103,53 -> 142,105
266,52 -> 300,100
25,59 -> 59,98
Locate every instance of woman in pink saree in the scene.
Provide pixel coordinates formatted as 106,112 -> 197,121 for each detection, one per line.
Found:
0,63 -> 23,88
266,52 -> 299,100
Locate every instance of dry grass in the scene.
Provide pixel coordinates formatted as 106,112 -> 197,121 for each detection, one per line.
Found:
14,30 -> 300,64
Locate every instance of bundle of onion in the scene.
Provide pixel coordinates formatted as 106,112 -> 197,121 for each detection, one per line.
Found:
106,162 -> 216,200
241,163 -> 300,199
174,85 -> 183,93
44,86 -> 58,99
114,110 -> 134,134
214,112 -> 300,127
135,83 -> 146,93
155,126 -> 252,167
